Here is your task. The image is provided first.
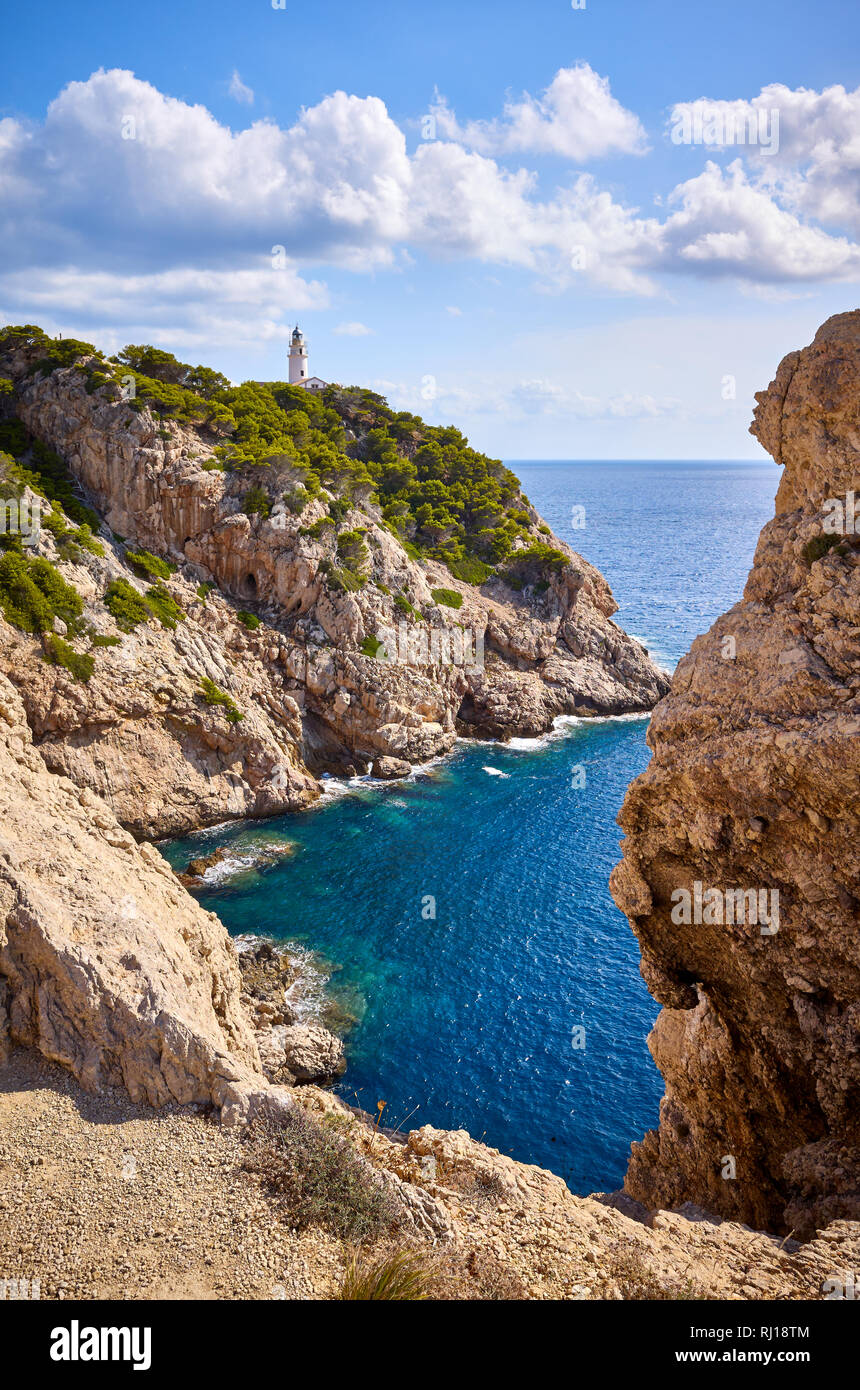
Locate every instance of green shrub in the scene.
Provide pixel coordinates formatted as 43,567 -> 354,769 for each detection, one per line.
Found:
0,551 -> 84,633
237,610 -> 260,630
319,559 -> 365,593
447,556 -> 493,586
0,552 -> 54,631
56,537 -> 83,565
196,581 -> 216,602
283,485 -> 310,514
25,556 -> 83,627
40,504 -> 104,561
802,533 -> 844,566
242,484 -> 271,518
431,587 -> 463,610
0,426 -> 100,532
299,517 -> 335,539
43,632 -> 94,683
394,593 -> 416,617
104,575 -> 182,632
126,548 -> 174,580
90,633 -> 121,648
144,583 -> 184,630
104,578 -> 152,631
336,566 -> 365,593
199,676 -> 243,723
113,367 -> 215,429
0,420 -> 28,460
360,634 -> 385,658
501,542 -> 568,588
72,524 -> 104,557
242,1111 -> 400,1243
0,449 -> 25,498
336,528 -> 369,574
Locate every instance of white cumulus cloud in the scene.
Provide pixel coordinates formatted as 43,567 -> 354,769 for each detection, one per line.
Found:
430,65 -> 648,161
660,160 -> 860,283
667,82 -> 860,237
0,66 -> 858,352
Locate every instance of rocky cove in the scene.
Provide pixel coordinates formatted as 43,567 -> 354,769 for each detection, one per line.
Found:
0,314 -> 858,1299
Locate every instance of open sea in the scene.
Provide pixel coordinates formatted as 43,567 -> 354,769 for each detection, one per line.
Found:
162,460 -> 777,1194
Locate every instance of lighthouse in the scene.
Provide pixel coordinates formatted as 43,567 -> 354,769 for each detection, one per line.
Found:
288,325 -> 308,384
287,325 -> 329,392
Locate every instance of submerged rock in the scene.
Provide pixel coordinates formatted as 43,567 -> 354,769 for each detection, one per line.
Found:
178,846 -> 228,886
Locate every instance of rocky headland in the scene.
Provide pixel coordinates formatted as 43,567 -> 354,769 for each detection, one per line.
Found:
0,326 -> 667,840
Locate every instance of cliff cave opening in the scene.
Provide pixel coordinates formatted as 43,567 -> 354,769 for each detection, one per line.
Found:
241,572 -> 258,599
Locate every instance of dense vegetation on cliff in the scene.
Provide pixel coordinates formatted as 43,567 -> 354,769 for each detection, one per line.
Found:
0,325 -> 566,586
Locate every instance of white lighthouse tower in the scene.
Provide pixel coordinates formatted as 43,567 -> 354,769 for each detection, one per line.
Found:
288,325 -> 308,384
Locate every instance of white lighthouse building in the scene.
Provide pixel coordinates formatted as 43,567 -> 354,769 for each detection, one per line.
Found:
288,326 -> 327,392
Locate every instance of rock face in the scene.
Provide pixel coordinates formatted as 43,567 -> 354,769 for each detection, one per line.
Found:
611,312 -> 860,1237
0,670 -> 267,1110
0,344 -> 668,839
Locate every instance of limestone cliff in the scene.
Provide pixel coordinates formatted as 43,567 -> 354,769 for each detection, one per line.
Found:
0,333 -> 667,838
611,312 -> 860,1237
0,669 -> 267,1112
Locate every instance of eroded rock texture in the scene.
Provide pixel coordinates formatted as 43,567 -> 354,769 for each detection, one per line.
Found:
611,312 -> 860,1236
0,670 -> 268,1109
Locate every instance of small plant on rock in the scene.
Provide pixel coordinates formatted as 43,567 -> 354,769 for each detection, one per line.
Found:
242,1110 -> 401,1243
199,677 -> 243,724
42,632 -> 94,683
337,1247 -> 434,1301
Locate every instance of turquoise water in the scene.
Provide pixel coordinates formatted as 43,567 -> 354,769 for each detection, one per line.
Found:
163,460 -> 778,1193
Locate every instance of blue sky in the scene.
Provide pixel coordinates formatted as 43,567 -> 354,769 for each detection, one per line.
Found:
2,0 -> 859,457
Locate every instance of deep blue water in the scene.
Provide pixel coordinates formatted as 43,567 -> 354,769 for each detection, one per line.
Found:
162,460 -> 777,1194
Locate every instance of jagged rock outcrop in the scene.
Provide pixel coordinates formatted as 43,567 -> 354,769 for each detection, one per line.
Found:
611,312 -> 860,1237
0,669 -> 268,1108
0,548 -> 320,838
0,344 -> 667,838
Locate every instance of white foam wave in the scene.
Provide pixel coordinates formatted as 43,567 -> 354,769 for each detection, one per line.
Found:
196,838 -> 296,885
